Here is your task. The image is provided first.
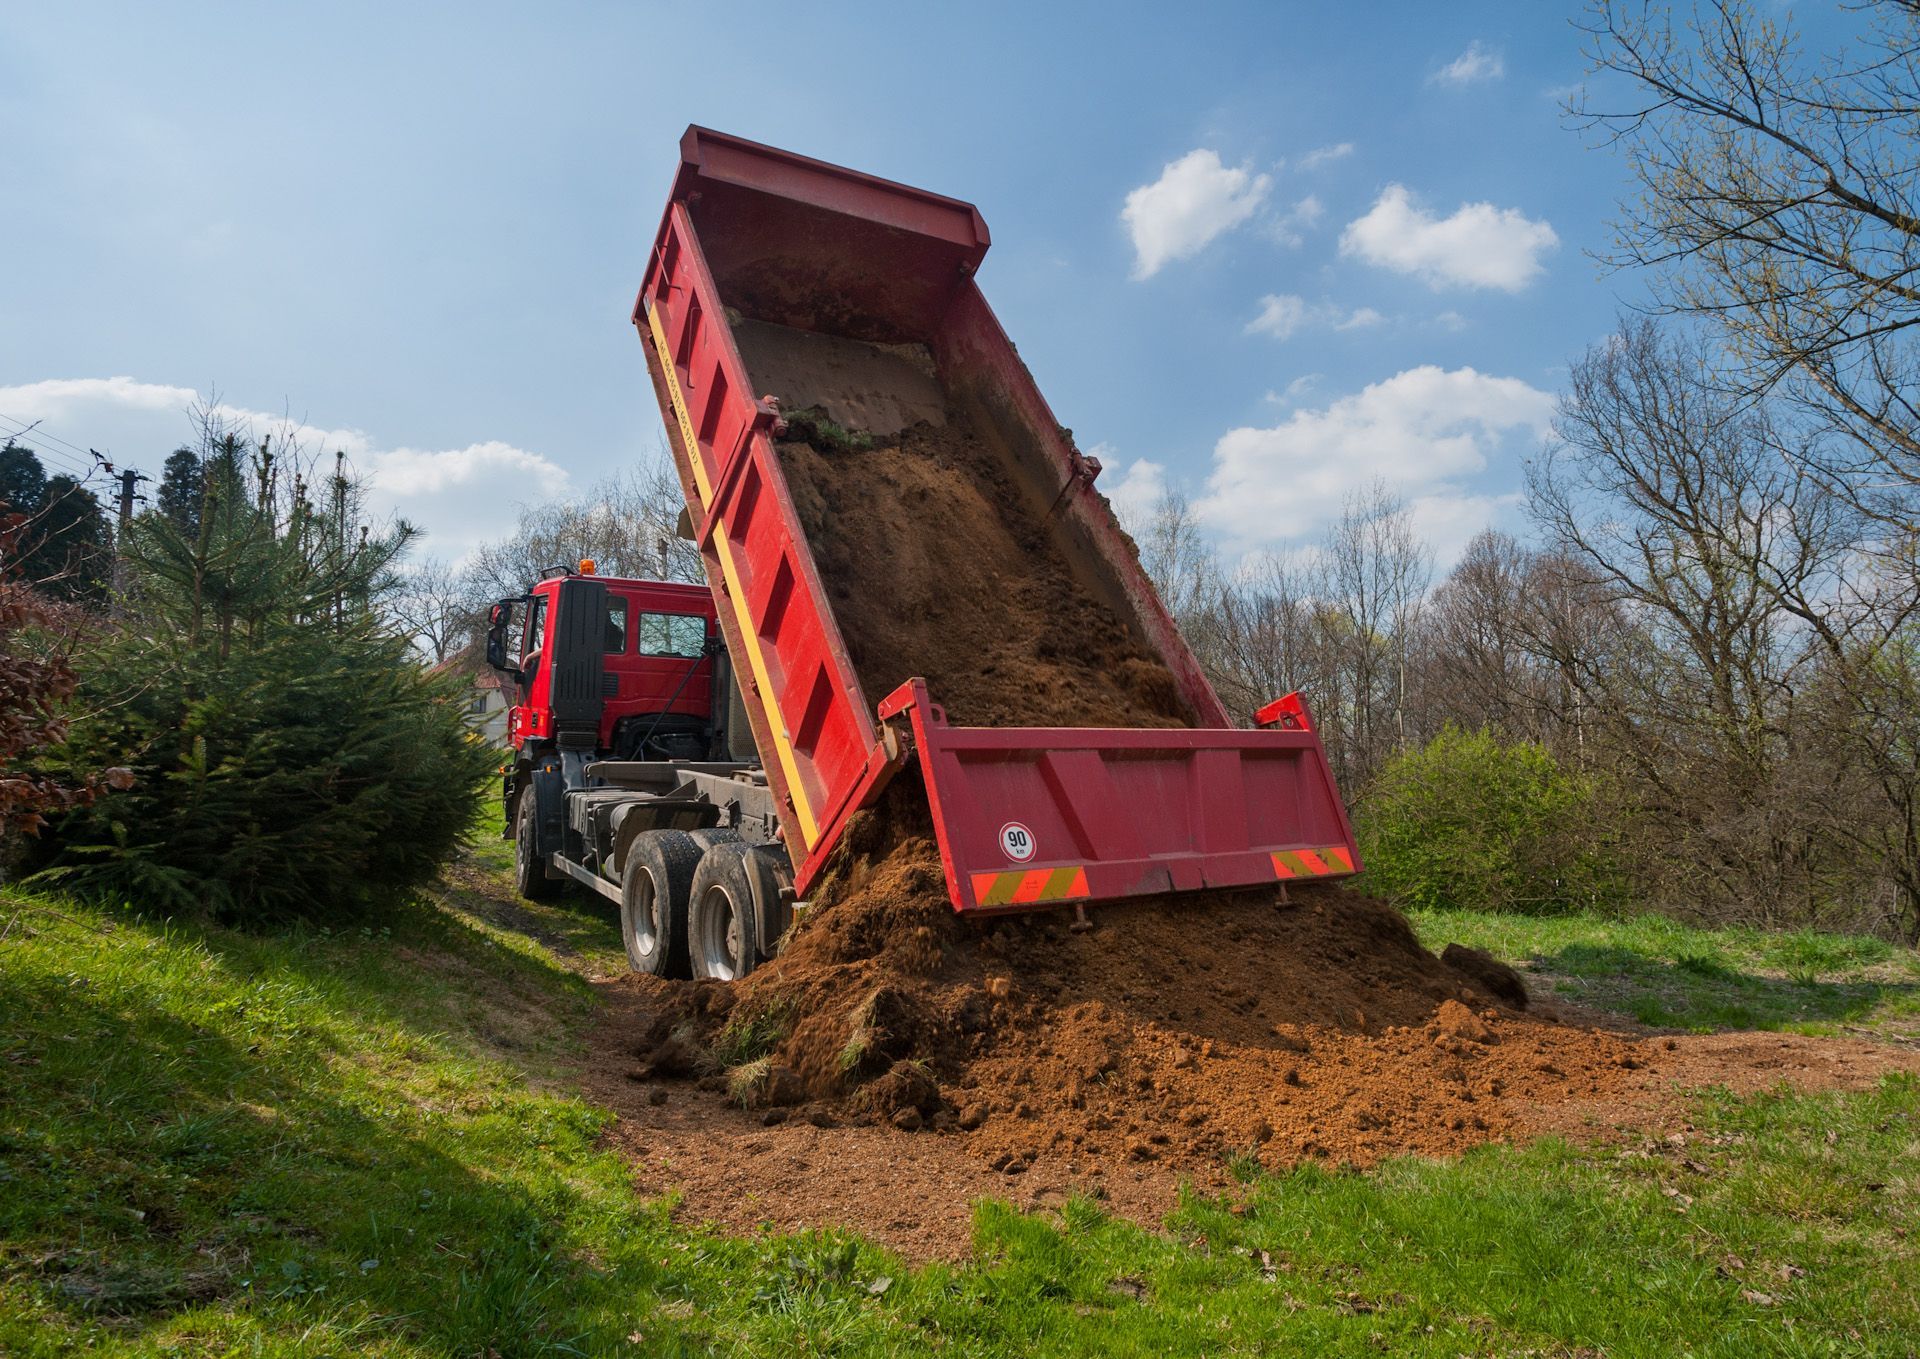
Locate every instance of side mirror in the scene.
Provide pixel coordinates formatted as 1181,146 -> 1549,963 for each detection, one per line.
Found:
484,601 -> 514,674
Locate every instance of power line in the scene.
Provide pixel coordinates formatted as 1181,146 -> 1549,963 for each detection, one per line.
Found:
0,435 -> 96,480
0,410 -> 102,462
0,422 -> 106,472
0,415 -> 113,479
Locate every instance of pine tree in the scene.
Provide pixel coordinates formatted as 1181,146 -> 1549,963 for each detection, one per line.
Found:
38,419 -> 494,921
0,440 -> 47,516
0,443 -> 112,600
154,447 -> 203,536
27,476 -> 110,600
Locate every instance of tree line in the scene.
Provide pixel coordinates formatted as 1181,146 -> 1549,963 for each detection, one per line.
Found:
1116,1 -> 1920,942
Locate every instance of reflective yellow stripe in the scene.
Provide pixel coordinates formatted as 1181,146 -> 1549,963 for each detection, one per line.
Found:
644,298 -> 712,506
710,523 -> 818,848
1271,846 -> 1355,880
970,866 -> 1090,907
648,295 -> 816,848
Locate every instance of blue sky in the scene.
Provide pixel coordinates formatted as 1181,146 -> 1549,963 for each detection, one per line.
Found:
2,1 -> 1651,566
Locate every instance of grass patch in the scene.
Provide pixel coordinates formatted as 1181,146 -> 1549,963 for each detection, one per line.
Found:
782,405 -> 877,454
1411,905 -> 1920,1035
3,863 -> 1917,1354
724,1056 -> 773,1109
711,997 -> 796,1069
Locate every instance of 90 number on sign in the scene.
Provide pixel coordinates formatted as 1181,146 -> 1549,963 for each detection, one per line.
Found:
999,822 -> 1036,863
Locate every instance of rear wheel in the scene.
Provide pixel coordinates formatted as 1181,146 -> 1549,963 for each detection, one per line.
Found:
689,842 -> 759,982
514,789 -> 558,901
620,830 -> 701,978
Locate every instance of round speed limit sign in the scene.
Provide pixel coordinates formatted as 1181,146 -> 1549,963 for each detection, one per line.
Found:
999,821 -> 1036,863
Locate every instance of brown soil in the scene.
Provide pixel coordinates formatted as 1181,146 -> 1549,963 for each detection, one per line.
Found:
579,798 -> 1916,1259
732,318 -> 949,437
777,414 -> 1191,729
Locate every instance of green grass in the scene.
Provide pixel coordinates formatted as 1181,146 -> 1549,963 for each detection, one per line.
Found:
3,870 -> 1918,1356
1412,905 -> 1920,1036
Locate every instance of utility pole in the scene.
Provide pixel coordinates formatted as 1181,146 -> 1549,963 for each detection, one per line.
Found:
110,463 -> 148,615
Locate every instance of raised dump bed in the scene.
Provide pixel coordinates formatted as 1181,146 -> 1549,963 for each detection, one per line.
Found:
634,126 -> 1358,914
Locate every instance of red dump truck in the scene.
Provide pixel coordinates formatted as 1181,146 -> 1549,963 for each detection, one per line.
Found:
493,127 -> 1359,983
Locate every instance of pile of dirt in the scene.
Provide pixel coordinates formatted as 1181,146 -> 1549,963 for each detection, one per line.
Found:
776,413 -> 1192,729
617,799 -> 1651,1178
629,319 -> 1637,1181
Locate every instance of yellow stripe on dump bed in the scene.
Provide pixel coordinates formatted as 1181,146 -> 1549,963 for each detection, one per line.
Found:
646,299 -> 818,848
644,298 -> 712,507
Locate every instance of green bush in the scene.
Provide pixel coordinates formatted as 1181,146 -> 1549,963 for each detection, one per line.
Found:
1356,726 -> 1625,915
35,432 -> 494,923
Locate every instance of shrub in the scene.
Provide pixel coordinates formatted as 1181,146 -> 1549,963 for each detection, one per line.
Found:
1356,726 -> 1626,915
35,427 -> 494,923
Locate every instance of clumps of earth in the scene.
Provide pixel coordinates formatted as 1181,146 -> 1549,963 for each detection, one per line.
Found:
616,795 -> 1649,1178
617,329 -> 1647,1175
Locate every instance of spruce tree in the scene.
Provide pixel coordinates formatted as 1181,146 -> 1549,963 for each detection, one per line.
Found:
154,447 -> 203,536
39,424 -> 495,922
0,440 -> 47,515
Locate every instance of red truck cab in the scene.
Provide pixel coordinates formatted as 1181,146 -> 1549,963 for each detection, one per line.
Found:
497,564 -> 723,763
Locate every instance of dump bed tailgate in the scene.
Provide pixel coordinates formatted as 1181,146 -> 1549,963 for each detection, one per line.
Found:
881,681 -> 1358,912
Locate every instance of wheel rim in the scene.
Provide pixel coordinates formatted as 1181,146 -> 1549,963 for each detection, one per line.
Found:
698,884 -> 740,982
630,868 -> 660,960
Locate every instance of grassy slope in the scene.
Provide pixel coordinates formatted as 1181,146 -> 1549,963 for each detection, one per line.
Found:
0,876 -> 1916,1356
1412,906 -> 1920,1037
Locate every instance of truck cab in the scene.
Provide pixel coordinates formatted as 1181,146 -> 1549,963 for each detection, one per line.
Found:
494,565 -> 725,765
485,563 -> 793,983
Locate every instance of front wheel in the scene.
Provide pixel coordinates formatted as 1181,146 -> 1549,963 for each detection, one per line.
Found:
514,790 -> 558,901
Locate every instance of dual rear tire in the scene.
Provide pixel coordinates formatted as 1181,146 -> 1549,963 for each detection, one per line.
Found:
620,830 -> 786,982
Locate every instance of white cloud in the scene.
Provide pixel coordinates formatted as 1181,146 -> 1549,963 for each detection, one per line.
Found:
1295,142 -> 1355,171
1432,40 -> 1505,86
1195,365 -> 1554,563
1247,295 -> 1310,340
0,376 -> 569,562
1340,185 -> 1557,291
1267,194 -> 1325,249
1092,445 -> 1168,527
1121,149 -> 1271,279
369,441 -> 563,497
1245,295 -> 1386,341
1271,374 -> 1323,404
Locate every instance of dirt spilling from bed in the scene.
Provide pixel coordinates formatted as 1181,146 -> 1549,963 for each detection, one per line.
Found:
613,793 -> 1653,1181
614,330 -> 1644,1175
774,409 -> 1192,729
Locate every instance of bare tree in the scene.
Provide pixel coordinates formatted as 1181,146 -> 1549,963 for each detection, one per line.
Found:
1191,484 -> 1429,787
1411,530 -> 1572,746
389,556 -> 476,665
1576,0 -> 1920,519
1209,548 -> 1329,725
1124,489 -> 1218,629
1315,483 -> 1432,787
465,450 -> 701,602
1528,319 -> 1864,922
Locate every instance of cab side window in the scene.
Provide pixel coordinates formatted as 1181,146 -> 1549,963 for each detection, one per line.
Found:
521,598 -> 547,672
638,612 -> 706,658
605,598 -> 629,654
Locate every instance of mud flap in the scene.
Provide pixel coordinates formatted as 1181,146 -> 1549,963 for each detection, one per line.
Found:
742,844 -> 794,961
532,760 -> 568,880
